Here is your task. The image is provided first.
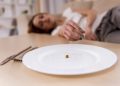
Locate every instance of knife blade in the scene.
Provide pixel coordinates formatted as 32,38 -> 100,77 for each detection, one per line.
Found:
0,46 -> 32,65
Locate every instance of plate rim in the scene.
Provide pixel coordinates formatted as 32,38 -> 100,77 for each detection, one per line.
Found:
22,44 -> 117,75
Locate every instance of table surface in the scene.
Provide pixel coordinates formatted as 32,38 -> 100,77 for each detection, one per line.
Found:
0,34 -> 120,86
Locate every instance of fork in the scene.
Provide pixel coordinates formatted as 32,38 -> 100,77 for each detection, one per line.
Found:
0,46 -> 33,65
13,47 -> 38,62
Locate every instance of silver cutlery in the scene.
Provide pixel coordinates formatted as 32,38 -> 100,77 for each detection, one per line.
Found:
13,47 -> 38,62
0,46 -> 32,65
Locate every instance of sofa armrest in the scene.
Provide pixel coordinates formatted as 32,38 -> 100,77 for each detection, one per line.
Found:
16,14 -> 30,35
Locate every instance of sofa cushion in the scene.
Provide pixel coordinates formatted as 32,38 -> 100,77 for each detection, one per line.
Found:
64,0 -> 93,10
93,0 -> 120,14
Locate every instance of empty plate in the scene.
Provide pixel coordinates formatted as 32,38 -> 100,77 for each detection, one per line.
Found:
22,44 -> 117,75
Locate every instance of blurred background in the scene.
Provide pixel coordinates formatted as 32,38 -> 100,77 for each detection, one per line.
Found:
0,0 -> 119,38
0,0 -> 74,37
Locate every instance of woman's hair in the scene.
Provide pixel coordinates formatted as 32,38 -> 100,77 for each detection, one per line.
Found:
28,13 -> 55,34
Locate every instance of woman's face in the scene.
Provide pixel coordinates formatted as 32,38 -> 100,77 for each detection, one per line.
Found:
33,13 -> 57,32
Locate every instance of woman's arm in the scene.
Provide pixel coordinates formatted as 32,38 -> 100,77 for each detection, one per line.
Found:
72,8 -> 97,40
58,20 -> 85,41
72,8 -> 97,28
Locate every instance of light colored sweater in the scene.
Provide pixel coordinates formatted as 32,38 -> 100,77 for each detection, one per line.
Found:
52,7 -> 107,35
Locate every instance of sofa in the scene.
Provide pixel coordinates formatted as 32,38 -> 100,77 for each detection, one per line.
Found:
16,0 -> 120,35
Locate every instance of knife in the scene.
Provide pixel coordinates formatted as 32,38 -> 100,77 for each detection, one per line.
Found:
0,46 -> 32,65
13,47 -> 38,62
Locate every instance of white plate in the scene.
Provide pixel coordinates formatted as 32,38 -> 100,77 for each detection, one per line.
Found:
22,44 -> 117,75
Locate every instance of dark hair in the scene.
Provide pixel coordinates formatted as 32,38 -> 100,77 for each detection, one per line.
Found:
28,13 -> 56,34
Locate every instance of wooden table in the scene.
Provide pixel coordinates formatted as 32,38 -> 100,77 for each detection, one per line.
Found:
0,34 -> 120,86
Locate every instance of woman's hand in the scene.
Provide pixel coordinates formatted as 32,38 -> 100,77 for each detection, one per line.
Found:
85,27 -> 97,40
58,20 -> 85,41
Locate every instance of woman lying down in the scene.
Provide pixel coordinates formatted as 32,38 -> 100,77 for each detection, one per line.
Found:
28,6 -> 120,43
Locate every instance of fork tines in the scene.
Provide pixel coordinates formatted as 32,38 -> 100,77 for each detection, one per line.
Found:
0,46 -> 33,65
